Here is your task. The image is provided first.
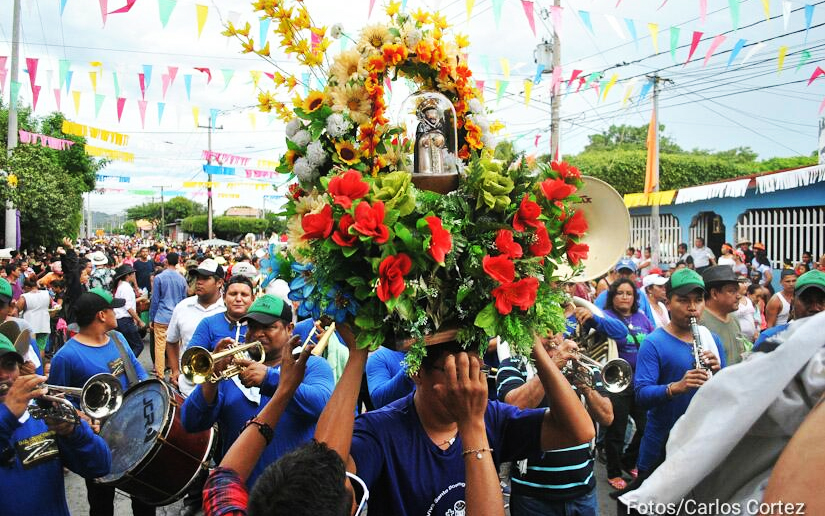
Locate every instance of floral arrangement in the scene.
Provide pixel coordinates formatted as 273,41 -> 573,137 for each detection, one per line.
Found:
226,1 -> 590,372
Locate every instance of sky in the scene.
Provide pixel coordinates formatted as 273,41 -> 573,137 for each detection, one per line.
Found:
1,0 -> 823,215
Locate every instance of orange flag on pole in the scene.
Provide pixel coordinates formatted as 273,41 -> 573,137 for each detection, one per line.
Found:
644,108 -> 657,194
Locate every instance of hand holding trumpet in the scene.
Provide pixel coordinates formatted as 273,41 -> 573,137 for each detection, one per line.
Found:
2,375 -> 47,419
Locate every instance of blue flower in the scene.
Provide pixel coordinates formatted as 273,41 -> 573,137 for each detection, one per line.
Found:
289,262 -> 320,319
324,285 -> 360,323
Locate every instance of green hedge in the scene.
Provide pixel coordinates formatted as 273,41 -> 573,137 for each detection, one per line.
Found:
182,215 -> 269,238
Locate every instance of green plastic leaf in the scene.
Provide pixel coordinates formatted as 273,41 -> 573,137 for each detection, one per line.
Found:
395,223 -> 413,247
474,302 -> 498,335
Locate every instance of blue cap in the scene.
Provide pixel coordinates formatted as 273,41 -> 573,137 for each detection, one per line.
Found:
616,258 -> 637,273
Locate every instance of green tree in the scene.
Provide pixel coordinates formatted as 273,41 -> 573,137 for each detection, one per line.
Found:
583,124 -> 683,154
126,196 -> 206,224
182,215 -> 269,239
120,220 -> 138,235
265,213 -> 288,235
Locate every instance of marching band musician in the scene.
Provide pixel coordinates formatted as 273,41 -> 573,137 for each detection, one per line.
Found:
181,294 -> 333,488
0,336 -> 111,516
617,268 -> 725,514
47,288 -> 153,516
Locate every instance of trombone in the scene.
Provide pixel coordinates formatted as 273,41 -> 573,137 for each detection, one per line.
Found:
29,373 -> 124,424
181,341 -> 266,384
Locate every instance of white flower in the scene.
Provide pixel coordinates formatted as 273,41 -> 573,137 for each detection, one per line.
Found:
325,113 -> 351,138
403,28 -> 422,49
482,134 -> 497,149
290,129 -> 311,148
306,141 -> 327,168
330,23 -> 344,40
285,118 -> 302,139
293,157 -> 317,183
475,115 -> 490,133
468,98 -> 484,114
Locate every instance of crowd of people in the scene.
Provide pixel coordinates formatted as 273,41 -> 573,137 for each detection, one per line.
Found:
0,233 -> 823,516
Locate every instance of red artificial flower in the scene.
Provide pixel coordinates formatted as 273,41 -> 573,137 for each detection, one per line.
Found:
540,177 -> 576,201
328,170 -> 370,209
332,214 -> 357,247
512,195 -> 542,232
495,229 -> 523,259
353,200 -> 390,244
301,204 -> 334,240
288,182 -> 305,201
425,216 -> 452,265
492,277 -> 540,315
551,161 -> 582,180
482,255 -> 515,284
562,209 -> 588,238
377,253 -> 412,302
567,241 -> 590,266
529,224 -> 552,257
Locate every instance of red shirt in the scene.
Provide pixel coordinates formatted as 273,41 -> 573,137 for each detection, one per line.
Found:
203,467 -> 248,516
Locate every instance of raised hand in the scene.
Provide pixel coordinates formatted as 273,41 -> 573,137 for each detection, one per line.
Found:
4,375 -> 47,419
433,353 -> 488,432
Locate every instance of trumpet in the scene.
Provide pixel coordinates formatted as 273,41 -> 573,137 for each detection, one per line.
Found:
30,373 -> 124,424
181,340 -> 266,384
562,353 -> 633,394
292,322 -> 337,358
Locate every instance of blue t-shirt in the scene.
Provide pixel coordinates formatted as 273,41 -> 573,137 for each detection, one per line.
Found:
181,354 -> 333,488
753,323 -> 789,352
0,405 -> 111,516
133,259 -> 154,292
602,310 -> 655,372
366,347 -> 414,409
188,312 -> 248,352
595,288 -> 655,325
149,268 -> 188,324
634,327 -> 726,472
48,332 -> 149,393
350,392 -> 547,516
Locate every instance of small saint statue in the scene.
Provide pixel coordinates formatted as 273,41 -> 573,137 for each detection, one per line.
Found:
414,99 -> 447,175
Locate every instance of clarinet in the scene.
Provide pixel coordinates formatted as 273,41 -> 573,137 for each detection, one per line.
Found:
689,316 -> 712,377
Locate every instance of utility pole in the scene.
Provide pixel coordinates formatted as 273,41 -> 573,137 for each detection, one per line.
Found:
198,117 -> 223,240
550,0 -> 561,161
5,0 -> 21,249
153,185 -> 169,238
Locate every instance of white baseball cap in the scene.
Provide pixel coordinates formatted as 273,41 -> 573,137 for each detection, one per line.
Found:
231,262 -> 258,280
642,273 -> 668,289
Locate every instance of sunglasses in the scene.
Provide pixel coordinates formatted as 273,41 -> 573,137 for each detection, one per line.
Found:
346,471 -> 369,515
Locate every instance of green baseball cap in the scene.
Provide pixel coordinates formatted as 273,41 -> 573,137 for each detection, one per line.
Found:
240,294 -> 293,326
0,333 -> 23,364
74,288 -> 126,320
666,268 -> 706,297
0,278 -> 12,304
795,269 -> 825,296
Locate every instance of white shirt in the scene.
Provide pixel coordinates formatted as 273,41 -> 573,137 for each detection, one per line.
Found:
650,300 -> 671,328
21,290 -> 51,334
734,297 -> 758,341
690,246 -> 715,268
114,281 -> 136,319
167,295 -> 226,396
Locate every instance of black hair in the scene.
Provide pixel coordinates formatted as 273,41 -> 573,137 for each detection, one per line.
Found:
627,247 -> 635,253
76,308 -> 98,327
166,253 -> 180,266
23,278 -> 39,290
225,275 -> 254,294
606,278 -> 639,314
419,340 -> 467,372
51,280 -> 65,290
3,264 -> 18,276
695,237 -> 705,245
247,441 -> 351,516
678,242 -> 688,250
747,283 -> 762,296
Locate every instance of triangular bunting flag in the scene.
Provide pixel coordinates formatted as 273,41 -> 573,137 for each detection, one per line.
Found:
523,79 -> 532,106
72,90 -> 81,115
533,64 -> 545,84
729,0 -> 740,31
369,0 -> 377,18
703,35 -> 727,66
192,106 -> 200,127
602,74 -> 618,101
495,80 -> 508,104
521,1 -> 536,36
259,17 -> 270,45
59,59 -> 70,90
579,11 -> 594,35
99,0 -> 108,26
195,4 -> 208,38
138,100 -> 148,128
9,81 -> 21,108
249,112 -> 256,130
550,6 -> 562,38
221,69 -> 234,90
113,71 -> 121,98
31,85 -> 41,111
184,74 -> 192,100
605,15 -> 626,40
639,79 -> 654,102
161,73 -> 170,98
109,0 -> 137,14
25,57 -> 39,90
807,66 -> 825,85
143,64 -> 153,90
727,38 -> 746,67
95,93 -> 105,118
210,108 -> 218,127
168,66 -> 178,84
157,101 -> 166,124
700,0 -> 708,23
795,50 -> 812,72
195,67 -> 212,84
466,0 -> 474,21
622,77 -> 638,106
782,1 -> 792,31
89,71 -> 98,92
491,0 -> 504,29
648,23 -> 659,54
65,70 -> 74,94
53,88 -> 61,111
551,66 -> 562,95
116,97 -> 126,122
777,46 -> 788,73
761,0 -> 770,20
685,31 -> 704,66
670,27 -> 680,62
139,73 -> 146,99
158,0 -> 176,27
60,0 -> 68,16
625,19 -> 638,49
741,42 -> 766,65
805,5 -> 815,42
500,58 -> 510,80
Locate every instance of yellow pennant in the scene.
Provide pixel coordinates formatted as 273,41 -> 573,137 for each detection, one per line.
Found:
89,71 -> 98,93
249,112 -> 256,130
648,23 -> 659,54
196,4 -> 208,38
250,70 -> 262,90
761,0 -> 770,20
777,45 -> 788,73
602,74 -> 618,101
622,78 -> 638,106
72,90 -> 81,115
523,79 -> 532,107
466,0 -> 474,21
500,58 -> 510,80
85,145 -> 135,163
192,106 -> 200,128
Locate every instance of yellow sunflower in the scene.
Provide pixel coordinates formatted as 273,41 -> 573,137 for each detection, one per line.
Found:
302,90 -> 326,113
335,141 -> 361,165
359,24 -> 393,52
330,83 -> 372,126
331,49 -> 363,84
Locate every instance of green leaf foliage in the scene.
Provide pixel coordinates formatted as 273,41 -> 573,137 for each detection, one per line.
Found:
181,215 -> 269,238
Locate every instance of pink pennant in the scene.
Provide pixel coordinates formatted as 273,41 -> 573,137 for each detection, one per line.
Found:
575,76 -> 585,93
138,72 -> 146,99
161,73 -> 170,99
138,99 -> 147,128
534,134 -> 540,147
703,35 -> 726,66
368,0 -> 376,18
108,0 -> 137,14
699,0 -> 707,23
820,96 -> 825,114
568,69 -> 583,85
311,31 -> 321,52
658,0 -> 669,9
684,31 -> 704,66
53,88 -> 61,111
167,66 -> 178,85
521,1 -> 536,36
31,85 -> 41,111
99,0 -> 108,25
116,97 -> 126,122
25,57 -> 39,90
475,79 -> 485,92
194,67 -> 212,84
384,76 -> 392,93
808,66 -> 825,86
551,66 -> 562,95
550,6 -> 563,38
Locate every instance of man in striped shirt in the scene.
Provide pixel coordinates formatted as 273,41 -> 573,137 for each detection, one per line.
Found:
497,338 -> 613,515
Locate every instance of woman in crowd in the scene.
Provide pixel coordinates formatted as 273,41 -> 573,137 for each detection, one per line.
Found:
731,249 -> 748,277
16,277 -> 52,352
602,278 -> 655,490
110,263 -> 147,357
717,243 -> 736,269
735,278 -> 759,343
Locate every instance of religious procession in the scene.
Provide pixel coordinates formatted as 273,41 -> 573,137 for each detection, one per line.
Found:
1,1 -> 824,515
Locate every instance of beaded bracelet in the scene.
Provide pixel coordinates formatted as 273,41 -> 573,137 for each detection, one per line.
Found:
462,447 -> 494,460
244,418 -> 274,446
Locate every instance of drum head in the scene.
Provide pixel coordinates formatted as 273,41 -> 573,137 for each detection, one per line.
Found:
98,380 -> 169,482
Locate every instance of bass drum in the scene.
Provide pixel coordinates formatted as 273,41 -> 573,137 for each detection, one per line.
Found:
97,379 -> 216,506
